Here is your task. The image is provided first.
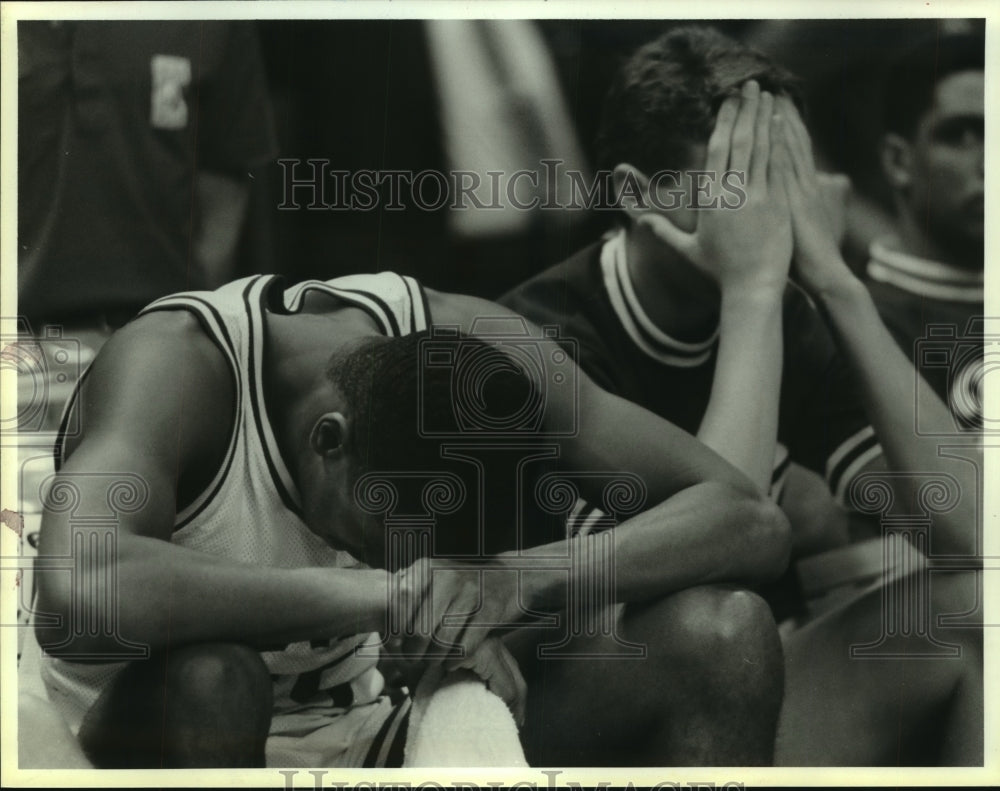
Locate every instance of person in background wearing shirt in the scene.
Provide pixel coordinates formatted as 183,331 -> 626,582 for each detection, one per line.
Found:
868,32 -> 985,430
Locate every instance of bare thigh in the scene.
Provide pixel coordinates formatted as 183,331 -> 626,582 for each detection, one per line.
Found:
777,570 -> 982,766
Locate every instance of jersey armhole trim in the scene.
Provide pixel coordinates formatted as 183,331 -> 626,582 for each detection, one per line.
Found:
137,297 -> 244,529
245,278 -> 304,516
825,426 -> 884,509
54,364 -> 94,471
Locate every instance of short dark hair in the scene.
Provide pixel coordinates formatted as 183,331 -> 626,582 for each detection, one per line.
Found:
328,331 -> 543,559
328,332 -> 440,477
882,32 -> 984,140
330,331 -> 536,471
595,25 -> 802,174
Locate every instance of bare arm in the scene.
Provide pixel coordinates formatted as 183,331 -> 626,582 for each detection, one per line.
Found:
35,314 -> 388,658
512,479 -> 789,605
414,288 -> 791,652
776,99 -> 980,558
697,293 -> 785,491
801,278 -> 978,556
617,82 -> 793,492
397,472 -> 787,667
427,289 -> 762,504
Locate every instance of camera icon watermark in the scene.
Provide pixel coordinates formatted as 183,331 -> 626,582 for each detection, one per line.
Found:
1,318 -> 85,444
914,317 -> 997,436
418,317 -> 579,438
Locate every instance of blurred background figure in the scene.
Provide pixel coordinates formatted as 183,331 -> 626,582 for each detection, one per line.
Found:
18,20 -> 277,358
746,19 -> 985,431
425,19 -> 590,296
742,18 -> 982,270
13,21 -> 277,649
260,20 -> 589,298
869,31 -> 985,430
737,18 -> 985,597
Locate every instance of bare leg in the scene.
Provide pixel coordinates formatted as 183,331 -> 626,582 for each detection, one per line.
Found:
507,584 -> 784,766
776,570 -> 982,765
78,642 -> 273,768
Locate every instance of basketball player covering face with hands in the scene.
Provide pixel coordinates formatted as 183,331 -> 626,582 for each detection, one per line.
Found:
629,80 -> 983,768
502,25 -> 982,765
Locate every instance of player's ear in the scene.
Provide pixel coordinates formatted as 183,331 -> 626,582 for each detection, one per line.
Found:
310,412 -> 349,459
880,132 -> 913,191
612,163 -> 652,217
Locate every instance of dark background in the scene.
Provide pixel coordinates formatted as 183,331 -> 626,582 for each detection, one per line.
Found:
244,18 -> 982,298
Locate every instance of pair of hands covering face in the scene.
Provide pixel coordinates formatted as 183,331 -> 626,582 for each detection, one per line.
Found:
633,79 -> 851,298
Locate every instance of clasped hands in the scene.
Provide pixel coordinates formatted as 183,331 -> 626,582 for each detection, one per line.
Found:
380,558 -> 528,726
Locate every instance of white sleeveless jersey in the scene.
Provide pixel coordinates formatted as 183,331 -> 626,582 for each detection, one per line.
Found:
42,273 -> 431,733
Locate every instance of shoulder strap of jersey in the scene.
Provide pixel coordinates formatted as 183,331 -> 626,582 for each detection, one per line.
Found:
283,272 -> 431,336
55,283 -> 252,474
108,280 -> 256,527
242,276 -> 304,515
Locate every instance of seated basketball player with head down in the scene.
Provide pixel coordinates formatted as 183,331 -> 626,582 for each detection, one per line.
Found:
502,26 -> 982,765
33,260 -> 791,767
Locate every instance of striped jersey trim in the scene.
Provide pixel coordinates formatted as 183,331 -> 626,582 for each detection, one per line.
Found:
824,425 -> 884,509
600,230 -> 718,367
363,696 -> 412,768
246,273 -> 431,516
565,498 -> 612,537
770,443 -> 791,502
54,364 -> 93,470
867,239 -> 983,303
56,295 -> 246,532
282,274 -> 431,336
283,279 -> 395,335
403,275 -> 431,333
245,276 -> 304,515
136,295 -> 245,528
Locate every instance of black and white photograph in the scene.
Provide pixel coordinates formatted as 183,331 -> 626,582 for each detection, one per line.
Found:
1,1 -> 995,786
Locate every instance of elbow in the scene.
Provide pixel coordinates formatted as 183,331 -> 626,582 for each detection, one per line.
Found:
698,481 -> 791,584
33,577 -> 79,658
34,572 -> 129,661
34,529 -> 153,660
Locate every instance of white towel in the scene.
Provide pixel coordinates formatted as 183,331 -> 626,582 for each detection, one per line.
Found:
403,665 -> 528,767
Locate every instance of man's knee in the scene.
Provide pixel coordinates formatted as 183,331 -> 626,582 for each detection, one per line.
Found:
626,585 -> 783,700
677,585 -> 778,652
164,642 -> 272,710
80,642 -> 272,768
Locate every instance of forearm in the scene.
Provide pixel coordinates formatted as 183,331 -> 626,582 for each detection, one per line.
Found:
698,288 -> 784,492
504,481 -> 790,612
36,529 -> 389,657
195,172 -> 250,287
430,291 -> 760,502
815,270 -> 980,556
566,381 -> 760,506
